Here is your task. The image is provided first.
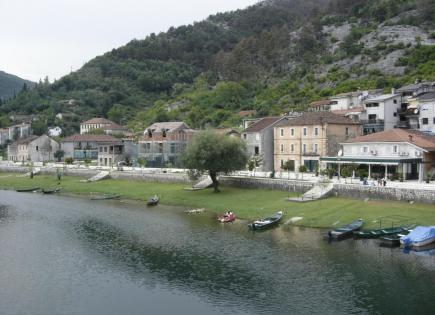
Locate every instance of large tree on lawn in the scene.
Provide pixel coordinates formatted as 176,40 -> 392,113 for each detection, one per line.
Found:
182,131 -> 248,192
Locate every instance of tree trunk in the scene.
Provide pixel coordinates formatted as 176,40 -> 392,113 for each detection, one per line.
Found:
209,170 -> 219,193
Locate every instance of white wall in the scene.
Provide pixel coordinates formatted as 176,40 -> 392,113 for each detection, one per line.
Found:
342,142 -> 424,159
419,101 -> 435,133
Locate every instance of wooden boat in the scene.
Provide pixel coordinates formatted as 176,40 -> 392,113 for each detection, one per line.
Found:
90,194 -> 121,201
379,230 -> 411,247
16,186 -> 40,192
353,226 -> 410,238
42,187 -> 62,194
185,208 -> 205,214
218,212 -> 236,223
248,211 -> 282,231
326,219 -> 363,239
147,195 -> 159,206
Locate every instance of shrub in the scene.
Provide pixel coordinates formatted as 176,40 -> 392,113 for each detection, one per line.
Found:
65,157 -> 74,164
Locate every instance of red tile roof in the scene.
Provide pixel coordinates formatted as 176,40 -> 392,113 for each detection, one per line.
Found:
309,100 -> 332,107
276,112 -> 359,127
82,118 -> 115,125
244,117 -> 283,132
61,134 -> 119,143
12,135 -> 39,145
344,129 -> 435,151
331,107 -> 364,116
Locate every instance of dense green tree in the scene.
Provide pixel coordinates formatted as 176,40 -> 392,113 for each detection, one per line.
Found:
182,131 -> 248,192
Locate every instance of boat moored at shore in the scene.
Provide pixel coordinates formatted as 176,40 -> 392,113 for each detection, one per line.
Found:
248,211 -> 283,231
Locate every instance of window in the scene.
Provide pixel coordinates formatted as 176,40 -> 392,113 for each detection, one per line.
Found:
433,117 -> 435,124
303,128 -> 307,136
280,129 -> 284,137
170,143 -> 177,154
290,129 -> 294,136
281,160 -> 284,167
366,103 -> 379,108
422,118 -> 429,125
36,146 -> 39,151
303,144 -> 307,153
314,143 -> 318,153
243,134 -> 247,140
314,128 -> 318,136
393,99 -> 397,104
99,147 -> 103,153
104,147 -> 108,153
363,147 -> 368,153
290,144 -> 294,152
345,127 -> 349,136
254,146 -> 259,155
280,144 -> 284,153
393,112 -> 397,117
393,145 -> 398,153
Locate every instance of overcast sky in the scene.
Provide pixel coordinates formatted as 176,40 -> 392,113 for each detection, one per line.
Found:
1,0 -> 259,82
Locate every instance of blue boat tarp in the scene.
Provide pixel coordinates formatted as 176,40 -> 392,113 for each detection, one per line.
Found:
400,226 -> 435,246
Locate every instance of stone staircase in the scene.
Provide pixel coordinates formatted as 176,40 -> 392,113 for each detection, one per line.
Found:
287,183 -> 334,202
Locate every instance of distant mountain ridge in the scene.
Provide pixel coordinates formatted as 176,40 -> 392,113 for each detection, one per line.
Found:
0,70 -> 34,100
1,0 -> 434,134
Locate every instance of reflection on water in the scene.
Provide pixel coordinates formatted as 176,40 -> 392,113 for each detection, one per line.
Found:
0,190 -> 434,315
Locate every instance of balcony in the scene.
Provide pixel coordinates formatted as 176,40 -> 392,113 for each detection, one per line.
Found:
74,150 -> 98,160
396,121 -> 410,129
360,119 -> 384,125
302,151 -> 320,157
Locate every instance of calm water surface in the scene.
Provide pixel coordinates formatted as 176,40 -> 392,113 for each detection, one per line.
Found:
0,190 -> 434,315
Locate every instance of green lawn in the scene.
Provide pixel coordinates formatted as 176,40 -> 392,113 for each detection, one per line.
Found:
1,172 -> 434,229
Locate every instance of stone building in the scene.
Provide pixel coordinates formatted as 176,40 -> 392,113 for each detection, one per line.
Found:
241,117 -> 286,172
138,122 -> 196,168
273,112 -> 360,172
7,135 -> 59,162
80,118 -> 129,136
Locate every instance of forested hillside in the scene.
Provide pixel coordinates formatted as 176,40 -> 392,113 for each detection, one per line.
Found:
1,0 -> 435,134
0,70 -> 33,101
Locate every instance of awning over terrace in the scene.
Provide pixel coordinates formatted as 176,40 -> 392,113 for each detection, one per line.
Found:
320,156 -> 424,181
320,156 -> 422,165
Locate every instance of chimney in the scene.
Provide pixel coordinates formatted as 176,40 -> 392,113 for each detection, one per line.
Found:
408,134 -> 413,142
391,87 -> 396,95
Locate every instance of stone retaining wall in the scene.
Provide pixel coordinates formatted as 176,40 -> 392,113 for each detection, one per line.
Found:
334,183 -> 435,205
0,165 -> 190,184
220,176 -> 314,193
2,165 -> 435,204
111,171 -> 190,184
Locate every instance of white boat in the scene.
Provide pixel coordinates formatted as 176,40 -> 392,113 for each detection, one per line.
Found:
400,226 -> 435,247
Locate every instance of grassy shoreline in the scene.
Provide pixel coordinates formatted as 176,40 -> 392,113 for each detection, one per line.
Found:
1,172 -> 434,229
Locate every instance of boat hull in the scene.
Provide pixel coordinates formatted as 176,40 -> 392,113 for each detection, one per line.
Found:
218,214 -> 236,223
354,227 -> 408,239
328,219 -> 363,239
400,237 -> 435,247
16,187 -> 40,192
248,212 -> 282,231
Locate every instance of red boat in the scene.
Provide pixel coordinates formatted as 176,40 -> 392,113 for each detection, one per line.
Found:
218,212 -> 236,223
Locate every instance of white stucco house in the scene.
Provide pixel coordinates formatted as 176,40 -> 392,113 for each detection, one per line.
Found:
359,94 -> 402,134
417,92 -> 435,134
48,126 -> 62,137
321,129 -> 435,182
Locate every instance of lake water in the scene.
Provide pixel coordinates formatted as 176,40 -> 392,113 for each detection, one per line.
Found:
0,190 -> 434,315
